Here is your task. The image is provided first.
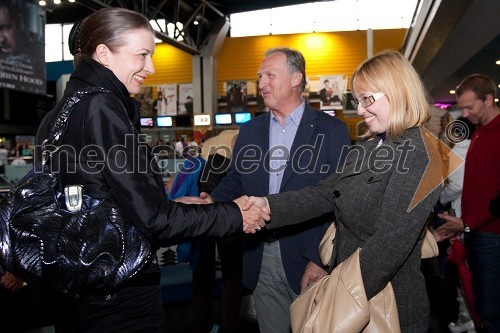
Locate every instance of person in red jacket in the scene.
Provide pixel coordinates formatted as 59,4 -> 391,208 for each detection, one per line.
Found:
437,74 -> 500,333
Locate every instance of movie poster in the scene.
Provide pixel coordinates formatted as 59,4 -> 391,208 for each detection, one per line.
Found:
0,0 -> 46,95
178,83 -> 194,115
318,75 -> 346,110
225,80 -> 248,113
156,84 -> 177,116
136,86 -> 154,117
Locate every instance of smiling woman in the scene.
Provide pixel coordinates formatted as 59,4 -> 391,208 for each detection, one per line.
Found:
27,7 -> 269,333
70,8 -> 155,94
245,50 -> 442,332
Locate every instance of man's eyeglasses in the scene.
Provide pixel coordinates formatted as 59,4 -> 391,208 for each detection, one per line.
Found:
351,92 -> 385,109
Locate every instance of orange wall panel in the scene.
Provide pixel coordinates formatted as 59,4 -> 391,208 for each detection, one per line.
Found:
144,43 -> 193,86
217,29 -> 407,83
142,29 -> 407,88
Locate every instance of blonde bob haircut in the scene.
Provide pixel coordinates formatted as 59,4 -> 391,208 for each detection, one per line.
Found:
352,50 -> 431,139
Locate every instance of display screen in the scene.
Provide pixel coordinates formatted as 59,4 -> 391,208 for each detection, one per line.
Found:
234,112 -> 252,124
214,113 -> 232,125
140,117 -> 154,127
156,116 -> 173,127
343,91 -> 356,112
194,114 -> 211,126
323,110 -> 336,117
254,111 -> 268,118
175,116 -> 192,127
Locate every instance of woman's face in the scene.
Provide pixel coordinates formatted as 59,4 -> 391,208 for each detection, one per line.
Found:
355,91 -> 390,134
105,28 -> 155,94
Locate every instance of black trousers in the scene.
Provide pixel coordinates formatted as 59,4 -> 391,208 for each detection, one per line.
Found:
191,235 -> 243,333
42,267 -> 167,332
0,285 -> 50,333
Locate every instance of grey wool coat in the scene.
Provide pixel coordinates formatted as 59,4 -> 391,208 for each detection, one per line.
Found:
266,126 -> 442,328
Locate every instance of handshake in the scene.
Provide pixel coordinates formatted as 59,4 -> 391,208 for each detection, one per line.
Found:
174,193 -> 271,234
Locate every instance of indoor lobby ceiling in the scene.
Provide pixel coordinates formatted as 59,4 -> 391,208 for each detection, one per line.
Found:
44,0 -> 500,105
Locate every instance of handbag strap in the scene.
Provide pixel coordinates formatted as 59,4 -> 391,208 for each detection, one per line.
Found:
41,87 -> 109,164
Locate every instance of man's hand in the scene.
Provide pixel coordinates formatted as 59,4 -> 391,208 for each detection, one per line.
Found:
242,196 -> 271,215
0,272 -> 25,292
199,192 -> 214,203
234,196 -> 270,233
436,213 -> 465,240
300,261 -> 327,293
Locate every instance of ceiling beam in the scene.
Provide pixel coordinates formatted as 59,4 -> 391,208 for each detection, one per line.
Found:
154,31 -> 200,55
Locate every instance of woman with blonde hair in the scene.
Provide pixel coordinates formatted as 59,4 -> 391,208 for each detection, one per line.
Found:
244,50 -> 443,332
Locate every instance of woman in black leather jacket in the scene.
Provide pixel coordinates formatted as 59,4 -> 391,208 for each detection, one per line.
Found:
35,7 -> 267,332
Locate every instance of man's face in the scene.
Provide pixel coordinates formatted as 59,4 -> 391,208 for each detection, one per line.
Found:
257,52 -> 296,110
457,90 -> 488,126
0,7 -> 17,56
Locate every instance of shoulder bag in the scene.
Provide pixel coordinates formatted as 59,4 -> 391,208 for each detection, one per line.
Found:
292,221 -> 439,332
319,221 -> 439,267
291,248 -> 400,333
0,87 -> 151,296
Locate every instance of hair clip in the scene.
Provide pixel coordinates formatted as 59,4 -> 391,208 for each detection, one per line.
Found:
68,19 -> 82,56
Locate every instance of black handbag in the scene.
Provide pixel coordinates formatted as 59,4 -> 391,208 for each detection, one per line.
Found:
0,87 -> 151,295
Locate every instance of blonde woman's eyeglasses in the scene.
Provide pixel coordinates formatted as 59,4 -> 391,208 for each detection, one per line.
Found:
351,92 -> 385,109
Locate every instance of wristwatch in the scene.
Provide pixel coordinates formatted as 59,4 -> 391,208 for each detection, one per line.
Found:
463,220 -> 471,233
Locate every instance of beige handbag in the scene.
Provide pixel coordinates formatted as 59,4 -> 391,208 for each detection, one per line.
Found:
318,222 -> 336,266
290,248 -> 401,333
420,228 -> 439,259
319,222 -> 438,266
291,223 -> 439,333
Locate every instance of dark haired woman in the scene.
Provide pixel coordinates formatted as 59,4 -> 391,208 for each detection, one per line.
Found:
35,7 -> 267,332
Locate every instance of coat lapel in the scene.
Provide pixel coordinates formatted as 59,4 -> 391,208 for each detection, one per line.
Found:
255,114 -> 271,195
340,137 -> 383,178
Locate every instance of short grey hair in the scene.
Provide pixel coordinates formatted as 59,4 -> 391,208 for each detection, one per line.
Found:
265,47 -> 307,92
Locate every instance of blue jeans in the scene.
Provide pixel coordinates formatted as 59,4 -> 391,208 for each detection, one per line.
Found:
465,231 -> 500,333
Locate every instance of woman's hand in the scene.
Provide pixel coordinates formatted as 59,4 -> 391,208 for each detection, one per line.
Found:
234,196 -> 270,233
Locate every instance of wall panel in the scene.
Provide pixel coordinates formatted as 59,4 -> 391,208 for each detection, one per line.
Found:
144,43 -> 193,85
142,29 -> 406,87
217,29 -> 407,83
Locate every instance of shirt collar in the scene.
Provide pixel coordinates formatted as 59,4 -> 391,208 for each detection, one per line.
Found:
270,100 -> 306,126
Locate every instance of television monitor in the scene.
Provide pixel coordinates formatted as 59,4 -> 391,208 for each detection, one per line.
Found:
342,91 -> 357,113
214,113 -> 232,125
194,114 -> 211,126
254,111 -> 268,118
140,117 -> 154,127
175,115 -> 192,127
323,110 -> 336,117
234,112 -> 252,124
156,116 -> 173,127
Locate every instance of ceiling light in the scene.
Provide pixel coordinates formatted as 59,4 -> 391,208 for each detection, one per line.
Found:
69,0 -> 76,2
194,20 -> 199,25
449,90 -> 456,95
54,0 -> 61,4
496,60 -> 500,65
39,0 -> 46,5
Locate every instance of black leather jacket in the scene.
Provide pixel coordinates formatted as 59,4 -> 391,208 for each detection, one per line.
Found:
35,59 -> 242,246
